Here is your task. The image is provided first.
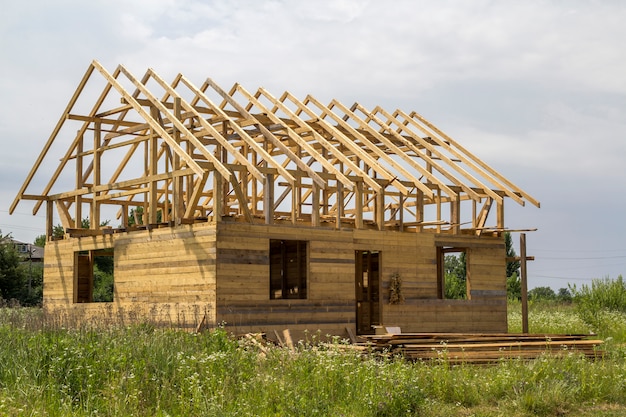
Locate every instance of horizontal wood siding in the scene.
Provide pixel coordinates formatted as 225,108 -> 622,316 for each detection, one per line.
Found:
43,221 -> 508,335
383,299 -> 507,333
43,223 -> 218,329
215,223 -> 356,336
214,224 -> 507,335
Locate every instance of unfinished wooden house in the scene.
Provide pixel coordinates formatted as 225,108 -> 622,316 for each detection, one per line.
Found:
11,60 -> 539,337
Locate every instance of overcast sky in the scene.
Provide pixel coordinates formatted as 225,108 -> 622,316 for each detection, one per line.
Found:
1,0 -> 625,290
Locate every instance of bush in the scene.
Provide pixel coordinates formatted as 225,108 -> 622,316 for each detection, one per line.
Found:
570,275 -> 626,340
528,286 -> 556,301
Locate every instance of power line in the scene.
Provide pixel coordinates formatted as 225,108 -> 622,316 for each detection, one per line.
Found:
539,255 -> 626,260
532,274 -> 594,281
0,209 -> 46,218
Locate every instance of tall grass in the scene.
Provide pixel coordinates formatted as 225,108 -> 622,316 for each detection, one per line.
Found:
0,319 -> 424,416
570,275 -> 626,341
508,300 -> 593,335
1,299 -> 626,416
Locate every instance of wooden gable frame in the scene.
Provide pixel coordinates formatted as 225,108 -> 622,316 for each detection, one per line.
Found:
11,60 -> 539,238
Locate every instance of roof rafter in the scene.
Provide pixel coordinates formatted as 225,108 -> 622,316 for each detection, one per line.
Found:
11,60 -> 539,236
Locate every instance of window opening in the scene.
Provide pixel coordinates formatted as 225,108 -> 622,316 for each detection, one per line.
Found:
437,247 -> 469,300
270,240 -> 307,299
74,248 -> 114,303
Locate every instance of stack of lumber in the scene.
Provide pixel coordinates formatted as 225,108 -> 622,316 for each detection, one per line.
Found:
359,333 -> 604,364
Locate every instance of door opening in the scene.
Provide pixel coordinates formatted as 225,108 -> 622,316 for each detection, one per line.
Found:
355,250 -> 381,335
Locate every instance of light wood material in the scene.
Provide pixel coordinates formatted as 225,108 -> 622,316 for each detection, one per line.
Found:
11,61 -> 541,338
12,61 -> 539,237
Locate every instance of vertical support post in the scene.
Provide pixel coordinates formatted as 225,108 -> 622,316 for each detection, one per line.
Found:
520,233 -> 529,333
149,107 -> 159,224
322,148 -> 329,216
213,173 -> 223,222
355,180 -> 363,229
46,199 -> 53,240
436,188 -> 441,233
172,98 -> 183,225
416,188 -> 424,232
497,199 -> 505,230
398,192 -> 405,232
472,199 -> 478,229
91,121 -> 101,230
221,146 -> 229,215
75,130 -> 83,228
241,143 -> 249,216
311,182 -> 320,227
376,187 -> 385,231
163,146 -> 169,223
291,176 -> 299,225
336,181 -> 343,229
291,182 -> 300,226
450,195 -> 461,234
121,206 -> 129,229
264,173 -> 274,224
251,151 -> 258,215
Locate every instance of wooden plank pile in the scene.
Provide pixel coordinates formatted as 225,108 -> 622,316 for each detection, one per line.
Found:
359,333 -> 604,364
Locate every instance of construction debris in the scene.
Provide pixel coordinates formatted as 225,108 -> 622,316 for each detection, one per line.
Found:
358,333 -> 604,364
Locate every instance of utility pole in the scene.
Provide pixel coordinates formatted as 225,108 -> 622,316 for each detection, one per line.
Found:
506,233 -> 534,333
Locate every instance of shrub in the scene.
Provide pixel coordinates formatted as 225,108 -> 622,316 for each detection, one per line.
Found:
570,275 -> 626,341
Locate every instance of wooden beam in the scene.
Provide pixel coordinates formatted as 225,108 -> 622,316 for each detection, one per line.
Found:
75,131 -> 84,228
303,95 -> 410,195
184,174 -> 209,219
116,65 -> 232,181
46,169 -> 191,201
147,70 -> 264,183
91,121 -> 101,229
237,85 -> 350,191
56,201 -> 73,230
10,62 -> 96,215
379,106 -> 503,204
450,196 -> 461,234
355,180 -> 364,229
520,233 -> 528,333
264,173 -> 274,224
180,76 -> 295,184
277,91 -> 384,194
336,100 -> 441,200
91,62 -> 205,178
409,110 -> 538,208
376,187 -> 385,231
46,200 -> 53,240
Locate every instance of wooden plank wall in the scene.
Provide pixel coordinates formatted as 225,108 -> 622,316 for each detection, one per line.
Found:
382,234 -> 507,333
215,222 -> 356,339
215,223 -> 508,338
42,223 -> 218,330
42,221 -> 507,335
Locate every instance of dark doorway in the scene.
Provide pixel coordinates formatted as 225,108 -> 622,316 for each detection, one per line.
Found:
355,250 -> 381,335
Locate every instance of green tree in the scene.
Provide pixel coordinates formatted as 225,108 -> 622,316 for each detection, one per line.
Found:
34,234 -> 46,247
444,253 -> 467,299
0,231 -> 28,302
93,264 -> 114,302
507,272 -> 521,300
557,287 -> 572,302
528,286 -> 556,301
504,232 -> 522,300
505,232 -> 520,278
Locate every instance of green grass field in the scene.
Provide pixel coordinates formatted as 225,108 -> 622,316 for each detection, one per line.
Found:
1,298 -> 626,416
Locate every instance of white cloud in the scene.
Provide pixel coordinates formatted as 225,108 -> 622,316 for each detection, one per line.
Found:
2,0 -> 626,288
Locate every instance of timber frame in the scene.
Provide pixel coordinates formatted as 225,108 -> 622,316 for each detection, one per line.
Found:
11,60 -> 538,236
11,61 -> 540,337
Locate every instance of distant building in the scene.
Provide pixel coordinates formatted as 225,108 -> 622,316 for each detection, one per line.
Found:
9,239 -> 44,263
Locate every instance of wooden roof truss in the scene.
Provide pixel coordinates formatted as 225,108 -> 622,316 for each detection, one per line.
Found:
11,61 -> 539,237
